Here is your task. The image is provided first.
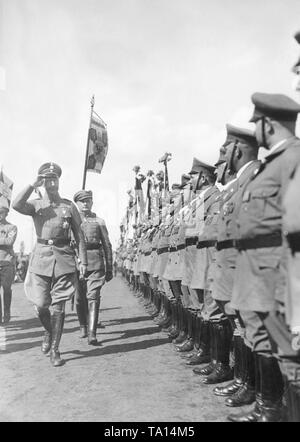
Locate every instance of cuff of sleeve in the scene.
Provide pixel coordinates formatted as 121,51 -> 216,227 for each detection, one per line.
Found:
291,326 -> 300,334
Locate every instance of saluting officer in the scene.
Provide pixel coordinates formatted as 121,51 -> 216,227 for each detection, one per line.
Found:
0,203 -> 17,323
229,93 -> 300,422
13,163 -> 87,367
73,190 -> 113,345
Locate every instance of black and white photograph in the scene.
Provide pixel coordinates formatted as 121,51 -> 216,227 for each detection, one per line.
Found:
1,0 -> 300,425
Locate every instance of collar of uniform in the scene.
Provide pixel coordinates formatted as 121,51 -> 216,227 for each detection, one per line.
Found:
264,136 -> 296,162
236,161 -> 255,179
268,139 -> 288,155
217,177 -> 237,192
238,160 -> 261,187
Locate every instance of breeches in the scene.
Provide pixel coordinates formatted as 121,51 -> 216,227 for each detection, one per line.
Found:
201,290 -> 226,322
0,265 -> 15,291
75,270 -> 105,303
239,309 -> 273,355
25,271 -> 76,308
215,299 -> 244,337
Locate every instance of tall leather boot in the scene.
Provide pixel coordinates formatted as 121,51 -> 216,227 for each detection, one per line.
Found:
192,313 -> 200,350
186,319 -> 211,366
227,352 -> 263,422
88,300 -> 100,345
154,291 -> 165,320
167,301 -> 180,339
160,297 -> 172,328
154,294 -> 166,324
225,343 -> 256,407
150,290 -> 162,318
257,354 -> 284,422
76,300 -> 88,338
201,321 -> 233,384
3,288 -> 12,323
152,290 -> 161,317
193,321 -> 216,375
50,310 -> 65,367
214,335 -> 244,396
36,307 -> 52,354
176,309 -> 194,352
173,304 -> 188,344
285,378 -> 300,422
183,313 -> 200,359
168,302 -> 180,339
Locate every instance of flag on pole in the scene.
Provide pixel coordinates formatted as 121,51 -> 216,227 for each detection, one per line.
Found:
86,110 -> 108,175
0,168 -> 13,209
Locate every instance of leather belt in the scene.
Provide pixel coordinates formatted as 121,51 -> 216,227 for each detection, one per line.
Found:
86,243 -> 101,250
286,232 -> 300,253
234,232 -> 282,251
197,240 -> 217,249
185,237 -> 198,247
0,245 -> 11,250
177,244 -> 186,251
152,247 -> 157,252
157,247 -> 169,255
144,251 -> 152,256
169,246 -> 177,252
216,240 -> 235,251
37,238 -> 70,246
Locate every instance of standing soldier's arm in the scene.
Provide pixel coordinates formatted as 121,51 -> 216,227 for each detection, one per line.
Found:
0,225 -> 18,246
12,185 -> 37,216
70,202 -> 88,276
98,219 -> 113,281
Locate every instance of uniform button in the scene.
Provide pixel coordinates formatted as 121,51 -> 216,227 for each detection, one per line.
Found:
48,240 -> 54,245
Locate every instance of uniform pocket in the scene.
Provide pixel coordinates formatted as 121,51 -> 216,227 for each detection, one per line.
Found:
251,185 -> 281,222
255,247 -> 282,270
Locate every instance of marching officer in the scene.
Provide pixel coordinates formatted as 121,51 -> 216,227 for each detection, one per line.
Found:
73,190 -> 113,345
228,93 -> 300,422
0,203 -> 17,323
12,163 -> 87,367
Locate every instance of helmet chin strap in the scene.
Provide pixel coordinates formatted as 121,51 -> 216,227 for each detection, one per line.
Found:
227,141 -> 238,175
195,172 -> 204,192
261,117 -> 268,149
217,162 -> 228,185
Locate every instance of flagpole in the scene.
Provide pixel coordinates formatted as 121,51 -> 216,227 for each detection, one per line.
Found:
82,95 -> 95,190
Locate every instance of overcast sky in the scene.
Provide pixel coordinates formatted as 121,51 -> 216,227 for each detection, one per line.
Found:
1,0 -> 300,251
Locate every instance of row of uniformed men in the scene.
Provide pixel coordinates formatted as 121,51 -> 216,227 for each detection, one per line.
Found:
117,31 -> 300,422
0,163 -> 112,367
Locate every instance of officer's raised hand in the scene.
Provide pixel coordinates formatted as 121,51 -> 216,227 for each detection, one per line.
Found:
32,175 -> 44,189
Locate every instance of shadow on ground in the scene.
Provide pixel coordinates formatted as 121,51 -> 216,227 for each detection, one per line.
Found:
63,336 -> 170,362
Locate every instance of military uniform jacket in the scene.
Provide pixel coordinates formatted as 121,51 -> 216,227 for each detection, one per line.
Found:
13,185 -> 87,277
231,138 -> 300,312
184,189 -> 208,239
0,221 -> 17,266
218,161 -> 261,243
200,186 -> 221,242
80,212 -> 112,273
237,137 -> 300,239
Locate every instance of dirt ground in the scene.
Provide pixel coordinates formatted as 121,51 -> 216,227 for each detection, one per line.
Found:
0,275 -> 250,422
